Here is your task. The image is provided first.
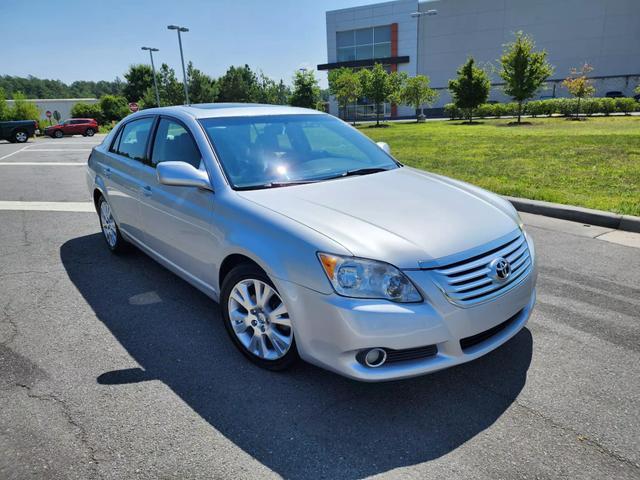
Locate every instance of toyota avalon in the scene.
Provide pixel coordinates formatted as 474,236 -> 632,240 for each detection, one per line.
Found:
86,104 -> 536,381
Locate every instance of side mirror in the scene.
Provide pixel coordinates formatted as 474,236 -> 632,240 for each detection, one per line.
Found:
157,161 -> 213,191
376,141 -> 391,155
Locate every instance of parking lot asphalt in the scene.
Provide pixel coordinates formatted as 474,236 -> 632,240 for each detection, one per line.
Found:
1,135 -> 639,479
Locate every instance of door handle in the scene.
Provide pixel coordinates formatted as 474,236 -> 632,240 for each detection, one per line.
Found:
104,167 -> 111,178
142,185 -> 152,197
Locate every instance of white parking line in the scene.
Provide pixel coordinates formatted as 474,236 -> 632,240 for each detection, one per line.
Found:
24,149 -> 93,152
0,146 -> 28,161
0,201 -> 94,212
0,162 -> 85,166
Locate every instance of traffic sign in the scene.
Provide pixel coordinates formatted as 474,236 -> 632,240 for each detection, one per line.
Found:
129,102 -> 139,113
45,110 -> 52,118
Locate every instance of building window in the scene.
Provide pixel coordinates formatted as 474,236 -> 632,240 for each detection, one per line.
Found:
336,25 -> 392,62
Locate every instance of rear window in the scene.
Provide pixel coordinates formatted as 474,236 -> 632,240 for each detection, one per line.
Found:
110,117 -> 154,162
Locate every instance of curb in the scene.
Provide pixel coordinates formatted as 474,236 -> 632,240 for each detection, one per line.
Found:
503,196 -> 640,234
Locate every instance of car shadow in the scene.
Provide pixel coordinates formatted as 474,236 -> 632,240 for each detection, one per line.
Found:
61,233 -> 533,479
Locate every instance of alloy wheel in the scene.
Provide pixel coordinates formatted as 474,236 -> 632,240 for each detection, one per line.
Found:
100,200 -> 117,248
227,279 -> 293,360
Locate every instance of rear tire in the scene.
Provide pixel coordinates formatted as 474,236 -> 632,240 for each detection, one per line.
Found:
54,130 -> 63,138
97,195 -> 127,253
13,130 -> 28,143
221,264 -> 299,371
85,128 -> 95,137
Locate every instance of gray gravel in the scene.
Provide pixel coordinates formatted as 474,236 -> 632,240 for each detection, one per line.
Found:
1,136 -> 639,479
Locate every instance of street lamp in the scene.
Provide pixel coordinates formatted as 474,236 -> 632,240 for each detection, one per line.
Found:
141,47 -> 160,107
167,24 -> 190,105
410,9 -> 437,75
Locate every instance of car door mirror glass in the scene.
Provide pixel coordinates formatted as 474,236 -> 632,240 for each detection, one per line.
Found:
157,161 -> 213,191
376,141 -> 391,155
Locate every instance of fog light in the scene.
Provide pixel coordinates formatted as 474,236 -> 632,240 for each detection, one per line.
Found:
363,348 -> 387,368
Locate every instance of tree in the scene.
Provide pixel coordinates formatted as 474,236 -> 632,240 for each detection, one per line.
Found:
634,84 -> 640,96
143,63 -> 185,106
328,68 -> 362,124
216,65 -> 259,103
9,91 -> 40,121
359,64 -> 402,126
123,64 -> 154,103
562,63 -> 596,119
0,88 -> 9,121
448,57 -> 490,124
187,62 -> 217,104
99,95 -> 129,122
70,102 -> 104,123
256,74 -> 290,105
290,69 -> 321,109
499,32 -> 554,123
400,75 -> 438,122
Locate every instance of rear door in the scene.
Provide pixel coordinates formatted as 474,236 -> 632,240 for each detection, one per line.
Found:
136,116 -> 217,290
100,116 -> 156,241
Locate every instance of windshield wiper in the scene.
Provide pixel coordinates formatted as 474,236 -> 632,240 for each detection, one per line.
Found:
341,167 -> 391,177
236,179 -> 320,190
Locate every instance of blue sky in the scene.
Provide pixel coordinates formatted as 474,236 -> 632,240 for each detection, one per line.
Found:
0,0 -> 377,88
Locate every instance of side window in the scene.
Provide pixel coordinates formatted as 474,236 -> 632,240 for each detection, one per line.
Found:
151,118 -> 201,169
114,117 -> 154,162
109,127 -> 123,154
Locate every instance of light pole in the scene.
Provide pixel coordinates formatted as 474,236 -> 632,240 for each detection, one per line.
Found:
141,47 -> 160,107
167,24 -> 190,105
410,9 -> 437,76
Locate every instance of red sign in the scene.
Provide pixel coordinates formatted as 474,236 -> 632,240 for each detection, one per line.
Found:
45,110 -> 52,118
128,102 -> 139,113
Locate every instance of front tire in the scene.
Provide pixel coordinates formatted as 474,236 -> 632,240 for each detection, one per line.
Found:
98,195 -> 126,253
221,264 -> 298,370
13,130 -> 28,143
54,130 -> 63,138
85,128 -> 95,137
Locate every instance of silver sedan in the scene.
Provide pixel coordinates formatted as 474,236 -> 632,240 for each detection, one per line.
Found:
86,104 -> 537,381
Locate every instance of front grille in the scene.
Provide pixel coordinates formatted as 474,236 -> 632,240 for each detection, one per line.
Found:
460,309 -> 521,350
428,230 -> 532,307
385,344 -> 438,363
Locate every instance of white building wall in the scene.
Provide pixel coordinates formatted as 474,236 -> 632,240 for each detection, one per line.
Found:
5,98 -> 98,122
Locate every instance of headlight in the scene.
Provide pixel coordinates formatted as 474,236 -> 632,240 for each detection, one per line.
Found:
318,253 -> 423,303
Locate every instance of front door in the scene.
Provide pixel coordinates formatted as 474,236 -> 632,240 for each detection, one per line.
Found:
136,116 -> 217,291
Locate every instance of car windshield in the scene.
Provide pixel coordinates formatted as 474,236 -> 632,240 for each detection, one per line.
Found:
199,114 -> 399,189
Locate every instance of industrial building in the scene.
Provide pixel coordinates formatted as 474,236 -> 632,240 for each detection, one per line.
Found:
318,0 -> 640,119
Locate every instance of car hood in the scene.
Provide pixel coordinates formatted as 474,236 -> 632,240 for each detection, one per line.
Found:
237,167 -> 519,269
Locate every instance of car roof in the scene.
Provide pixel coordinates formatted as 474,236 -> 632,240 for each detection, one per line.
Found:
133,103 -> 325,120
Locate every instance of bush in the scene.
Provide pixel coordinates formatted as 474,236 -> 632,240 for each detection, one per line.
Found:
615,97 -> 637,115
444,103 -> 462,120
582,98 -> 602,116
8,91 -> 40,122
99,95 -> 130,123
601,98 -> 616,116
475,103 -> 495,118
70,102 -> 103,123
526,100 -> 545,117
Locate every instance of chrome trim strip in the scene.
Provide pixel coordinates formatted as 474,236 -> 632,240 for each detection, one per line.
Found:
417,228 -> 522,270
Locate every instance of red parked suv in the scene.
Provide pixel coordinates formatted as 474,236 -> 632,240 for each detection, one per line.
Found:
44,118 -> 99,138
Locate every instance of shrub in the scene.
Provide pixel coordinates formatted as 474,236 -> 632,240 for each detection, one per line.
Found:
476,103 -> 495,118
526,100 -> 545,117
70,102 -> 103,123
615,97 -> 637,115
600,97 -> 616,116
8,91 -> 40,122
99,95 -> 130,122
444,103 -> 462,120
582,98 -> 602,116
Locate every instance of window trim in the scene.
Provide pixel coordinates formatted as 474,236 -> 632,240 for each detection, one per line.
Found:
147,115 -> 203,169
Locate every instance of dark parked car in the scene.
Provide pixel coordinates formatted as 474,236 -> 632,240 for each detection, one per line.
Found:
605,91 -> 625,98
45,118 -> 98,138
0,120 -> 38,143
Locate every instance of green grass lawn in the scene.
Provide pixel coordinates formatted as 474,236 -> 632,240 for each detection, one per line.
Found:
359,116 -> 640,216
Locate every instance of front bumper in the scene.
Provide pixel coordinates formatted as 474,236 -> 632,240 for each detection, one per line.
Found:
275,239 -> 537,382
